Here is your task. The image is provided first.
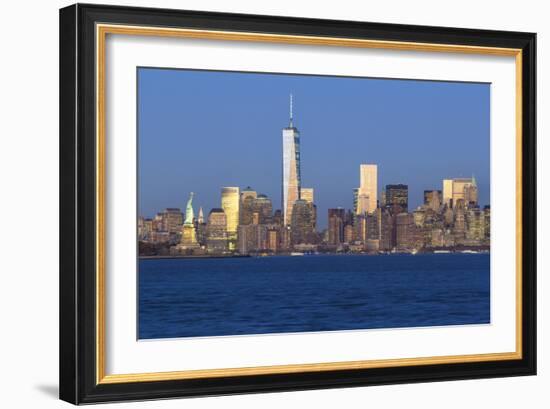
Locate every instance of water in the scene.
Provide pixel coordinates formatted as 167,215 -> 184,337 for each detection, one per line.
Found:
139,253 -> 490,339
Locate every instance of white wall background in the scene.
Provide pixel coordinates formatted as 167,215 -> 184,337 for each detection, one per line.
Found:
0,0 -> 546,407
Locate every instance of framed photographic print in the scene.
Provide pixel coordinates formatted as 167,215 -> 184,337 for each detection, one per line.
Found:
59,3 -> 536,404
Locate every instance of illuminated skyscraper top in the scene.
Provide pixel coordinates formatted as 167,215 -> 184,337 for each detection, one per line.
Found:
356,164 -> 378,214
282,94 -> 301,226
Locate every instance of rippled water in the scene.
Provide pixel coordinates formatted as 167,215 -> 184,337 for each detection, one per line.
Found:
138,253 -> 490,339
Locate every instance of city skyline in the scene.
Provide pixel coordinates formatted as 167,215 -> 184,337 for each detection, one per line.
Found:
138,68 -> 490,229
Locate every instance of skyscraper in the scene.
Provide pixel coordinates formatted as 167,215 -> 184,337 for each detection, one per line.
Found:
356,164 -> 377,214
282,94 -> 301,226
251,194 -> 273,224
328,208 -> 345,245
206,209 -> 228,253
301,188 -> 314,204
424,190 -> 442,212
157,208 -> 183,233
396,213 -> 416,250
240,187 -> 257,225
386,184 -> 408,213
443,177 -> 477,208
221,187 -> 240,249
443,179 -> 454,207
290,199 -> 316,245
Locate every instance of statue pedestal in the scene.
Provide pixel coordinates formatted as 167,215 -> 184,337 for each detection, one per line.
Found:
177,223 -> 200,250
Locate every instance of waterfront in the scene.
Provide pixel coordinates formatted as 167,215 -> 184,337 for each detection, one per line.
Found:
139,253 -> 490,339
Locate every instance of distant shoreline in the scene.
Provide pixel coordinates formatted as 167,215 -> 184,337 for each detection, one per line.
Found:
139,250 -> 490,260
139,254 -> 252,260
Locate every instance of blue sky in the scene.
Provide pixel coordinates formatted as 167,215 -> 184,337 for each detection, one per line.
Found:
138,68 -> 490,229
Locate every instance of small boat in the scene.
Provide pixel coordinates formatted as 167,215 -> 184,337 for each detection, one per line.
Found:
290,252 -> 304,256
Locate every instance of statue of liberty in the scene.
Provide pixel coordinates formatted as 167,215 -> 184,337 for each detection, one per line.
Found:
184,192 -> 195,225
178,192 -> 199,248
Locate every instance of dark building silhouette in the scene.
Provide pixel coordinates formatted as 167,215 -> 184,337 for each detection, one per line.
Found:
386,184 -> 409,214
328,208 -> 345,245
291,199 -> 316,245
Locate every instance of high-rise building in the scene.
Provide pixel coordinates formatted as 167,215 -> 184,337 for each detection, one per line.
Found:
356,164 -> 377,214
378,209 -> 394,251
452,178 -> 475,206
355,213 -> 367,244
328,208 -> 345,245
251,194 -> 273,224
424,190 -> 442,212
464,183 -> 479,207
466,207 -> 484,243
443,177 -> 477,208
290,199 -> 316,245
206,208 -> 228,253
366,213 -> 379,240
282,94 -> 301,226
386,184 -> 408,213
453,200 -> 466,244
221,187 -> 240,249
240,187 -> 257,225
237,224 -> 268,255
301,188 -> 314,204
266,228 -> 280,253
160,208 -> 183,233
443,179 -> 454,207
396,213 -> 417,250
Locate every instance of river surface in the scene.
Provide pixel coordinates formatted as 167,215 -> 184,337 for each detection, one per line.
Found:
139,253 -> 490,339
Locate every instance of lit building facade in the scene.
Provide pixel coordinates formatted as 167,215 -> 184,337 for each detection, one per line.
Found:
443,179 -> 454,207
282,95 -> 301,226
206,208 -> 228,253
356,164 -> 377,214
221,187 -> 240,249
301,188 -> 314,204
443,177 -> 478,208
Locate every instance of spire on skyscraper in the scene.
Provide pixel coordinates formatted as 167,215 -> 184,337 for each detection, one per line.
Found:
282,94 -> 301,226
289,93 -> 293,127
